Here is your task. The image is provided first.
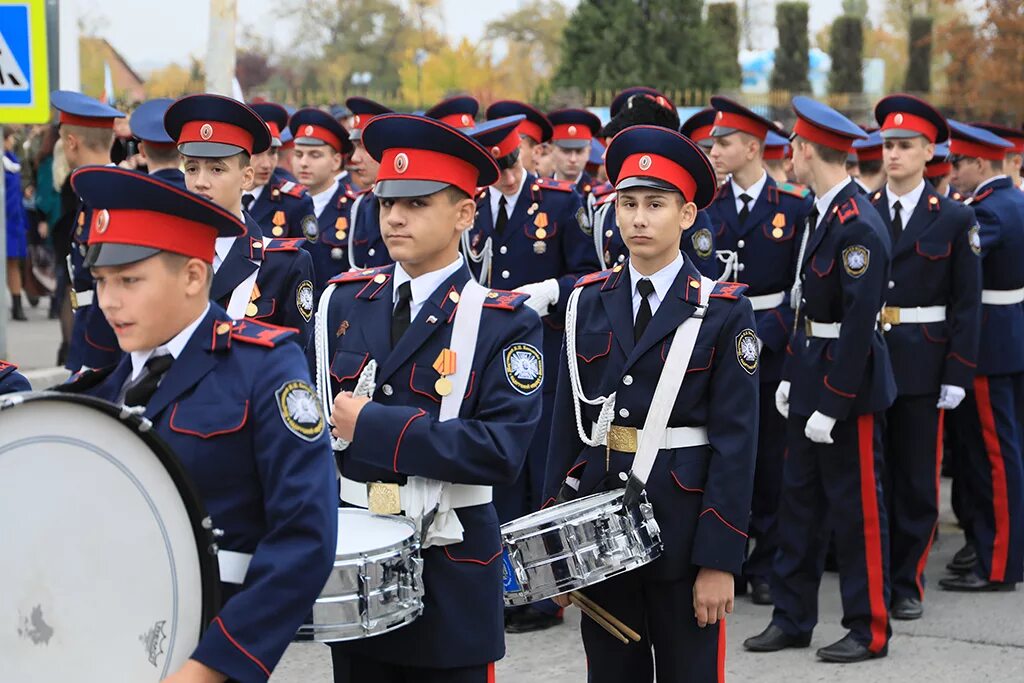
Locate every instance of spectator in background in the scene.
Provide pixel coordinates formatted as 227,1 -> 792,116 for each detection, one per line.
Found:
4,126 -> 30,321
33,125 -> 62,317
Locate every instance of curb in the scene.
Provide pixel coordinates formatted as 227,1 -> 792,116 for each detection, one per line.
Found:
24,366 -> 71,390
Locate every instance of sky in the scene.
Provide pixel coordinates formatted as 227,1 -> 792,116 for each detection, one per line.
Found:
76,0 -> 866,75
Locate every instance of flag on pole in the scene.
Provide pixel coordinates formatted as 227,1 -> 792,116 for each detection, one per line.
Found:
101,62 -> 114,105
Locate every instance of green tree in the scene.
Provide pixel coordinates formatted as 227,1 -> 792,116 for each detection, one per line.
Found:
904,15 -> 932,92
706,2 -> 742,88
554,0 -> 644,91
828,16 -> 864,93
643,0 -> 713,89
772,2 -> 811,91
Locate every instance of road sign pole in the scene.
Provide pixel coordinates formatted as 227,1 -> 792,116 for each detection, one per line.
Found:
1,169 -> 7,359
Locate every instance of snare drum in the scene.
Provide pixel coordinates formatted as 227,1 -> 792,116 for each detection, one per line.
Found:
500,489 -> 662,605
0,392 -> 219,681
298,508 -> 424,642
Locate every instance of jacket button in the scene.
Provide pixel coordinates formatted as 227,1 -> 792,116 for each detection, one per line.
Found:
500,246 -> 508,254
883,323 -> 893,332
619,408 -> 630,418
617,254 -> 626,262
737,240 -> 745,248
605,230 -> 613,237
368,248 -> 376,256
622,375 -> 633,386
888,280 -> 895,289
619,471 -> 628,481
502,270 -> 510,279
738,263 -> 746,272
382,384 -> 393,396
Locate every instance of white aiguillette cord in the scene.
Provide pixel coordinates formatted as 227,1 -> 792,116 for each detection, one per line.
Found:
622,276 -> 714,509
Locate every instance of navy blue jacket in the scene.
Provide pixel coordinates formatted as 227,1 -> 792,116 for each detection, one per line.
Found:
869,184 -> 981,394
304,180 -> 359,296
347,189 -> 391,270
150,167 -> 187,189
0,360 -> 30,393
248,177 -> 318,241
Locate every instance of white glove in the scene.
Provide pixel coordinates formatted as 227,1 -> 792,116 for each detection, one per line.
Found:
937,384 -> 966,410
805,410 -> 837,444
775,381 -> 791,418
516,278 -> 560,316
402,476 -> 464,549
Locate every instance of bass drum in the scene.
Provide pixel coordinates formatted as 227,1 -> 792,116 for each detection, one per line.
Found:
0,392 -> 220,682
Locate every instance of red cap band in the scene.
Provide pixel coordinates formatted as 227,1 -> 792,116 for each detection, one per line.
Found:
856,146 -> 883,162
437,113 -> 475,129
617,152 -> 697,201
687,125 -> 714,143
793,117 -> 856,153
552,123 -> 593,143
178,120 -> 256,154
518,121 -> 544,144
926,160 -> 952,178
713,110 -> 769,140
487,127 -> 521,159
763,146 -> 788,161
89,209 -> 219,263
295,123 -> 344,152
881,111 -> 938,142
265,121 -> 281,140
377,148 -> 480,197
1003,136 -> 1024,154
950,138 -> 1007,161
59,112 -> 116,129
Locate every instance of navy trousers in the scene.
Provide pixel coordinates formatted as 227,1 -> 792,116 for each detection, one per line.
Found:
744,385 -> 786,586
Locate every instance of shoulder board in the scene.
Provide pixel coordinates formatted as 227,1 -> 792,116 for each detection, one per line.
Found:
264,237 -> 304,252
594,190 -> 617,208
484,290 -> 529,310
575,269 -> 614,288
328,266 -> 391,285
53,365 -> 116,394
344,187 -> 359,200
777,182 -> 811,199
533,177 -> 575,192
710,281 -> 749,300
833,198 -> 861,224
230,320 -> 299,348
870,190 -> 883,205
0,360 -> 16,381
591,182 -> 615,199
968,188 -> 994,206
275,180 -> 308,198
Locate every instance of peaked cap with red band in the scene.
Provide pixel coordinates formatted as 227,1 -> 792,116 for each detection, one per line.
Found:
486,100 -> 553,144
680,107 -> 717,149
710,95 -> 778,141
164,94 -> 271,158
948,119 -> 1013,162
972,122 -> 1024,155
425,95 -> 479,129
71,166 -> 246,268
926,141 -> 952,178
345,97 -> 393,141
852,129 -> 884,162
874,94 -> 948,144
250,102 -> 290,147
129,98 -> 176,145
467,115 -> 527,161
288,108 -> 354,155
362,114 -> 499,199
548,108 -> 602,149
611,86 -> 674,118
51,90 -> 125,128
763,130 -> 791,160
605,125 -> 717,210
791,95 -> 867,154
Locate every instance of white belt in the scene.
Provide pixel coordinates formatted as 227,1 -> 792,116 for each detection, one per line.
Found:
591,423 -> 709,452
74,289 -> 94,307
747,291 -> 786,311
339,476 -> 493,511
805,320 -> 842,338
982,287 -> 1024,305
218,549 -> 253,585
880,305 -> 946,325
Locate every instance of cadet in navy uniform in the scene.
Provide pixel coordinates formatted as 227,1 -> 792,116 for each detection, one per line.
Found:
129,98 -> 186,189
287,108 -> 356,294
165,94 -> 316,347
425,94 -> 479,129
543,125 -> 758,683
345,96 -> 394,270
318,114 -> 543,683
867,97 -> 981,618
745,97 -> 897,663
57,166 -> 337,683
52,90 -> 125,372
852,130 -> 886,193
940,121 -> 1024,592
681,108 -> 721,184
0,360 -> 30,394
547,108 -> 602,195
485,100 -> 554,177
704,96 -> 813,604
246,102 -> 318,242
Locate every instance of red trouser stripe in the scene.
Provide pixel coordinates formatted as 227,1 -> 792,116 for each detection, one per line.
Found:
717,618 -> 727,682
914,408 -> 945,599
857,413 -> 889,653
974,376 -> 1010,582
487,661 -> 495,683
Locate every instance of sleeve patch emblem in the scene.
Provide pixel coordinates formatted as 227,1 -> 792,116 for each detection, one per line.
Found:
504,343 -> 543,395
691,228 -> 713,259
842,245 -> 870,278
302,214 -> 319,241
275,380 -> 325,441
736,328 -> 760,375
969,225 -> 982,256
297,280 -> 314,322
577,206 -> 593,236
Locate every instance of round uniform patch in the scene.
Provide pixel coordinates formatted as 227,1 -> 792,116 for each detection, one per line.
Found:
275,380 -> 325,442
296,280 -> 314,322
504,343 -> 543,395
302,214 -> 319,241
577,206 -> 593,236
736,329 -> 760,375
842,245 -> 870,278
691,228 -> 713,259
969,225 -> 982,256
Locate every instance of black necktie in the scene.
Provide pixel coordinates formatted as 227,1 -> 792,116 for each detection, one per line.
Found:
495,195 -> 509,236
635,279 -> 655,342
891,200 -> 903,243
242,194 -> 255,212
391,281 -> 412,346
806,206 -> 819,234
738,193 -> 753,226
123,354 -> 174,407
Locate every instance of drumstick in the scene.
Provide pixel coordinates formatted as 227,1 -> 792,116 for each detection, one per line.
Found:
569,593 -> 629,644
571,590 -> 642,642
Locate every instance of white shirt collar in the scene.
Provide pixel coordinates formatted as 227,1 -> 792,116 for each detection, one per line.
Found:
336,169 -> 350,183
392,255 -> 465,320
628,252 -> 684,318
886,179 -> 926,220
488,171 -> 527,225
813,178 -> 855,228
976,174 -> 1009,195
213,236 -> 237,272
129,303 -> 210,382
730,171 -> 768,213
248,184 -> 265,202
311,179 -> 340,218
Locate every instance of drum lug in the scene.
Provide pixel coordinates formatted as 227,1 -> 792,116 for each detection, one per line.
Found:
212,528 -> 225,538
209,542 -> 219,555
0,394 -> 26,410
201,516 -> 213,529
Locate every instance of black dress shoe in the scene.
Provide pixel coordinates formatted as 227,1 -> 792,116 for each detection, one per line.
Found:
751,581 -> 773,605
946,542 -> 977,574
504,606 -> 563,633
891,597 -> 923,620
939,573 -> 1016,592
816,633 -> 887,663
743,624 -> 811,652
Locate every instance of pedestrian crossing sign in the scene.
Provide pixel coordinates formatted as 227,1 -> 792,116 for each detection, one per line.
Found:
0,1 -> 49,123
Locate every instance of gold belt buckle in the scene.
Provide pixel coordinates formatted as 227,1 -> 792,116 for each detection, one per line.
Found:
367,482 -> 401,514
69,289 -> 79,311
606,425 -> 638,454
881,307 -> 901,326
804,318 -> 813,336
